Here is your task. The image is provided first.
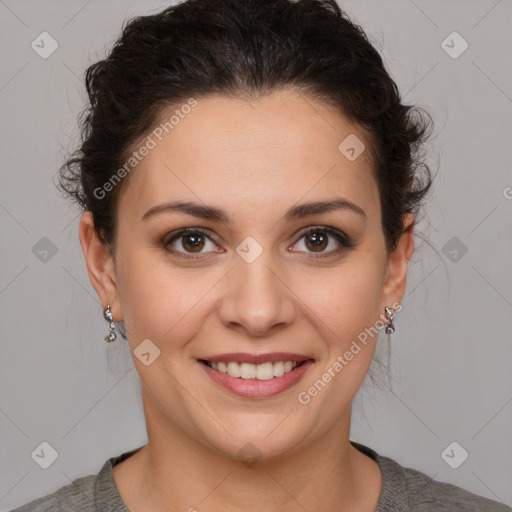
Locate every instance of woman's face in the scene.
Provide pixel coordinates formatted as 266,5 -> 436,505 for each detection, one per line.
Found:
82,88 -> 413,461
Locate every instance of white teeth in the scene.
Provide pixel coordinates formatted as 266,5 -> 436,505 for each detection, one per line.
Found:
273,361 -> 285,377
256,362 -> 274,380
227,361 -> 241,378
240,362 -> 256,379
208,360 -> 300,380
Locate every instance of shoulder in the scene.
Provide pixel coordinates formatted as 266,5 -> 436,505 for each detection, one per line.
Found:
8,447 -> 142,512
8,474 -> 96,512
350,441 -> 511,512
400,464 -> 511,511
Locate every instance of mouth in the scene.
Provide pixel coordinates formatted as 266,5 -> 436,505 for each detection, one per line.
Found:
197,354 -> 315,398
198,358 -> 313,380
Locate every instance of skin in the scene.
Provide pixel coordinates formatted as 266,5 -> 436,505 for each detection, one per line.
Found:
80,87 -> 415,512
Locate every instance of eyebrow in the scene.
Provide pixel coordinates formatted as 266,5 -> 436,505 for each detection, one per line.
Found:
141,197 -> 366,223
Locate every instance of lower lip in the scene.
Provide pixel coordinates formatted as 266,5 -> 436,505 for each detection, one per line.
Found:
198,360 -> 314,398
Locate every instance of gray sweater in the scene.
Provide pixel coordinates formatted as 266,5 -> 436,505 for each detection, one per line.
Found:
10,441 -> 511,511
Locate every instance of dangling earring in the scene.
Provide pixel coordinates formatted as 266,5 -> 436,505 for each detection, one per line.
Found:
103,304 -> 117,342
384,306 -> 396,335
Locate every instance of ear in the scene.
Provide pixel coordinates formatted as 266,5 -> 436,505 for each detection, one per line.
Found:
79,211 -> 123,321
380,213 -> 415,310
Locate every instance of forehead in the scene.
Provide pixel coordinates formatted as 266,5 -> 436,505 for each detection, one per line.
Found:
119,88 -> 380,223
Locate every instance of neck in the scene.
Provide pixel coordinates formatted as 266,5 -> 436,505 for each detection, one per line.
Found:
113,397 -> 381,512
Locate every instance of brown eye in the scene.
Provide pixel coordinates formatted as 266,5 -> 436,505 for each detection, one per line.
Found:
292,226 -> 353,258
304,231 -> 328,252
164,228 -> 219,258
180,233 -> 206,252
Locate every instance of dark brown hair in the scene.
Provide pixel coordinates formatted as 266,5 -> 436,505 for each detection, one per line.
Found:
58,0 -> 433,253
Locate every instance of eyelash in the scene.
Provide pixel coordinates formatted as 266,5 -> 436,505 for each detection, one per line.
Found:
162,226 -> 354,260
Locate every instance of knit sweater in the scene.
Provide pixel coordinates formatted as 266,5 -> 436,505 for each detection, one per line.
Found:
10,441 -> 511,511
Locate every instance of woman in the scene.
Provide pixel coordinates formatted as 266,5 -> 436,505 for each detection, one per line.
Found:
12,0 -> 510,510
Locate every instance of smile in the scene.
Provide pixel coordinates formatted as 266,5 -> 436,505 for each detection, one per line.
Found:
198,358 -> 315,398
201,360 -> 302,380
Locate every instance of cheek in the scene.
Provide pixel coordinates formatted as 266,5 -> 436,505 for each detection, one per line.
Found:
297,260 -> 384,345
116,248 -> 218,347
288,265 -> 385,431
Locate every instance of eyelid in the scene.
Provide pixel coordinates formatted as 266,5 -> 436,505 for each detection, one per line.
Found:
291,225 -> 354,254
162,227 -> 222,261
293,225 -> 352,243
163,227 -> 219,248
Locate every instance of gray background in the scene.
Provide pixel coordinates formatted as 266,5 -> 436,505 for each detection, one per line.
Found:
1,0 -> 511,509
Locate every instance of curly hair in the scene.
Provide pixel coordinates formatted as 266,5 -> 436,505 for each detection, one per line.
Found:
57,0 -> 433,253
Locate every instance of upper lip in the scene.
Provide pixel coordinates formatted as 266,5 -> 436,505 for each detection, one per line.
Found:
198,352 -> 314,365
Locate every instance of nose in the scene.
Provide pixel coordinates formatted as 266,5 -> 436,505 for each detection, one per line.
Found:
217,248 -> 296,338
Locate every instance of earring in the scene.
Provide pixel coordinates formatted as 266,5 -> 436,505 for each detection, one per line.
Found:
103,304 -> 117,342
384,306 -> 396,334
